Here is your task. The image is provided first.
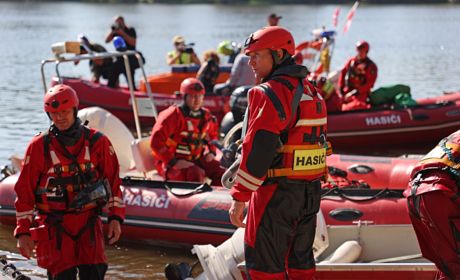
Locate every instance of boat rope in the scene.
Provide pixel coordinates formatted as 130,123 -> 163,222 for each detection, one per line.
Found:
321,187 -> 401,202
164,182 -> 212,198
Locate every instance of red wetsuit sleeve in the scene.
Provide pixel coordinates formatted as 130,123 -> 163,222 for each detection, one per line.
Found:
150,107 -> 181,164
93,134 -> 125,221
230,86 -> 288,202
14,136 -> 45,238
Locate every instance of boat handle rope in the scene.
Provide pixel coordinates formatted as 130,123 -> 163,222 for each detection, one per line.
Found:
164,181 -> 212,198
321,187 -> 398,202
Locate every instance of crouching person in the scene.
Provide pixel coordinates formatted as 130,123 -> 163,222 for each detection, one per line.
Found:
15,84 -> 125,279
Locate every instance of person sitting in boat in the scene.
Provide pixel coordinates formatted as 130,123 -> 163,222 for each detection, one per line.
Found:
213,48 -> 256,96
150,78 -> 224,186
267,13 -> 282,26
14,84 -> 125,280
338,40 -> 378,111
405,130 -> 460,279
166,36 -> 201,66
228,26 -> 329,280
217,40 -> 241,64
197,50 -> 220,95
78,34 -> 119,88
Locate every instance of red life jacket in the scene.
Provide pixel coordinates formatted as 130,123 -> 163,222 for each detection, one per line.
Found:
259,76 -> 331,181
405,131 -> 460,197
345,57 -> 373,89
35,127 -> 104,213
165,106 -> 215,161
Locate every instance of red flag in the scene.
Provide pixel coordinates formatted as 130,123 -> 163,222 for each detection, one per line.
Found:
332,8 -> 340,27
343,1 -> 360,34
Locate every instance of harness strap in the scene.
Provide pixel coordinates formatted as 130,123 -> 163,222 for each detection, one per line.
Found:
258,84 -> 286,121
48,213 -> 98,250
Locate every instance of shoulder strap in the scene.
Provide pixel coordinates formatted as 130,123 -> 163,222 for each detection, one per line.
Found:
258,84 -> 286,121
43,130 -> 51,161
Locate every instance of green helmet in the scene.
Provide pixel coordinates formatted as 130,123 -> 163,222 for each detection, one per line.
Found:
217,40 -> 233,56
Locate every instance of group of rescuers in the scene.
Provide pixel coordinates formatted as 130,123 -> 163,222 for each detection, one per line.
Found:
13,18 -> 459,280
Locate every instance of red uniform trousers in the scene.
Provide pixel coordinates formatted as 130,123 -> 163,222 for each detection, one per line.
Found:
34,210 -> 106,277
408,190 -> 460,279
244,179 -> 321,280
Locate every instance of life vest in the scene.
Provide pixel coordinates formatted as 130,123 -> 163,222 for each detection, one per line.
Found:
168,50 -> 192,65
35,127 -> 104,214
164,106 -> 215,161
406,131 -> 460,197
345,57 -> 373,89
260,76 -> 332,181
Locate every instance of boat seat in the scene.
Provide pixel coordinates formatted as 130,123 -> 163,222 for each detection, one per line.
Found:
130,137 -> 156,175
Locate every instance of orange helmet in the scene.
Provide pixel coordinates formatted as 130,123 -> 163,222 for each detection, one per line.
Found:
356,40 -> 370,53
179,78 -> 205,96
244,26 -> 295,56
44,84 -> 79,113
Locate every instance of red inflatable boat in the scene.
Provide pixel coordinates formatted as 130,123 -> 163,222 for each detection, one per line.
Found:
328,91 -> 460,153
0,173 -> 410,246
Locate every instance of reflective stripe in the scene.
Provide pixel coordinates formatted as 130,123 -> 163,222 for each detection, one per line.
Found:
176,150 -> 191,155
300,94 -> 314,101
267,167 -> 327,178
295,117 -> 327,127
107,201 -> 125,208
236,174 -> 259,191
50,150 -> 60,165
16,210 -> 34,222
238,169 -> 264,186
84,146 -> 90,161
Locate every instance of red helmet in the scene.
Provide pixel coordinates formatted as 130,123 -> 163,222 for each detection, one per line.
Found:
244,26 -> 295,56
356,40 -> 370,53
180,78 -> 205,96
44,84 -> 79,113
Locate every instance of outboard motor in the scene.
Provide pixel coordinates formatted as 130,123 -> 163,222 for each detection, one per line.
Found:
220,85 -> 251,136
187,211 -> 329,280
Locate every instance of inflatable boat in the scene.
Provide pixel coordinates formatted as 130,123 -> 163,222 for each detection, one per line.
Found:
53,76 -> 231,130
328,91 -> 460,153
138,64 -> 231,95
0,106 -> 423,246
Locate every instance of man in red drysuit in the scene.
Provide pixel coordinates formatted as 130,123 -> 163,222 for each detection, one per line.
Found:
338,40 -> 378,111
15,84 -> 125,279
150,78 -> 224,185
228,26 -> 331,280
405,130 -> 460,280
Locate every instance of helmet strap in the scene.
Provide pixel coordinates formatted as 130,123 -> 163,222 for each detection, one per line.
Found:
271,49 -> 289,68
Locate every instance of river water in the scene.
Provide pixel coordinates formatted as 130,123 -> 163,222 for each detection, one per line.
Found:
0,2 -> 459,279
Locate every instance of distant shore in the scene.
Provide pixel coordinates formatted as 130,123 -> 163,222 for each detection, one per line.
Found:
1,0 -> 458,4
